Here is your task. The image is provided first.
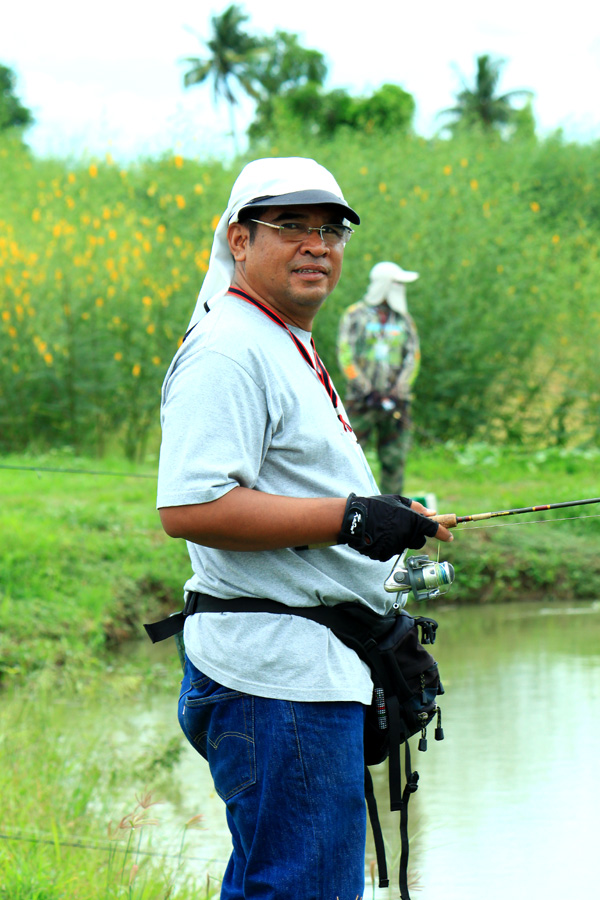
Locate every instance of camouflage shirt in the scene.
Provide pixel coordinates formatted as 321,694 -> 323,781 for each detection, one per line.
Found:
337,302 -> 420,402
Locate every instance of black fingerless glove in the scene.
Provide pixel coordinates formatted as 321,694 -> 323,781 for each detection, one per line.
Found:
338,493 -> 439,561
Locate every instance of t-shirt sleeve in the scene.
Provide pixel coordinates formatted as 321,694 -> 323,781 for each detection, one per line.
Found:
157,347 -> 270,508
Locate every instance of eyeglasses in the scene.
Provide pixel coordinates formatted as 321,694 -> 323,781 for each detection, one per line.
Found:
247,219 -> 354,246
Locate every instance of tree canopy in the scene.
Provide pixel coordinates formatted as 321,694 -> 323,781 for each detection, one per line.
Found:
439,54 -> 533,135
181,4 -> 263,148
182,4 -> 416,145
0,64 -> 33,131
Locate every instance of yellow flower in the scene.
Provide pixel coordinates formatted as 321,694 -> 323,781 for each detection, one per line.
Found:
359,166 -> 368,175
443,165 -> 452,176
1,310 -> 10,322
152,355 -> 161,365
68,173 -> 76,184
114,351 -> 123,361
460,158 -> 468,168
132,363 -> 141,377
174,155 -> 184,168
108,229 -> 117,240
211,214 -> 221,231
552,234 -> 560,244
194,183 -> 204,194
44,352 -> 53,365
8,326 -> 16,338
142,295 -> 152,307
95,297 -> 104,307
89,164 -> 98,178
530,201 -> 540,212
146,323 -> 155,334
378,182 -> 387,194
32,208 -> 41,222
470,179 -> 479,191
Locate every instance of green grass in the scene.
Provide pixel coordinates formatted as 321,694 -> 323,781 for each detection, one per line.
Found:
0,446 -> 189,686
1,442 -> 598,688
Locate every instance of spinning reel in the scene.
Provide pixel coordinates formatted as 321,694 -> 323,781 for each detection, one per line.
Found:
384,549 -> 455,607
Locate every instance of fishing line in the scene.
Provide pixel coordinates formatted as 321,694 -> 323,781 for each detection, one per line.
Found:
0,463 -> 155,478
455,513 -> 600,531
0,829 -> 229,864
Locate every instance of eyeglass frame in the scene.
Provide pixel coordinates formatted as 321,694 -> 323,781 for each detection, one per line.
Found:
245,218 -> 354,246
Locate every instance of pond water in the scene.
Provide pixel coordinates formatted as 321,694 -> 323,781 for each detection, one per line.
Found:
6,600 -> 600,899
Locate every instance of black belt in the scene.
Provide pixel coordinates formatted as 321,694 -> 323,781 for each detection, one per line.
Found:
143,591 -> 318,643
144,591 -> 395,654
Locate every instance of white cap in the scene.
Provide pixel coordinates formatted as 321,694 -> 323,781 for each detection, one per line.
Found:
364,261 -> 419,315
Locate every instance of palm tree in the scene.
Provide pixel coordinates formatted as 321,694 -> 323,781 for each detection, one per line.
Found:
439,55 -> 532,134
182,4 -> 262,151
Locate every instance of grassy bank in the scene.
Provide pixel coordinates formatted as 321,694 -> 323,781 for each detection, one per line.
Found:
1,442 -> 598,688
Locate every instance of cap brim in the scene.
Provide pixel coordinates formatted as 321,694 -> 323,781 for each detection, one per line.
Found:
394,271 -> 419,283
240,189 -> 360,225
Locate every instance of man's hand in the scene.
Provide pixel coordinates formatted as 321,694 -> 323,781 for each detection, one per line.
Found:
338,493 -> 453,562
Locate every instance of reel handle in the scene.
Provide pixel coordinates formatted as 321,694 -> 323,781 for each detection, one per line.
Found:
431,513 -> 458,529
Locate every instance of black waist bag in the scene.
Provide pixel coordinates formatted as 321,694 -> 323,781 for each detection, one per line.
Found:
144,595 -> 444,900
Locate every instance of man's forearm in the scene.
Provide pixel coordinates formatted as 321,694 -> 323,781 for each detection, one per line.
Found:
159,486 -> 346,551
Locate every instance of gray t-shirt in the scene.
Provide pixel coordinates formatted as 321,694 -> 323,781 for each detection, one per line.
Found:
157,294 -> 399,703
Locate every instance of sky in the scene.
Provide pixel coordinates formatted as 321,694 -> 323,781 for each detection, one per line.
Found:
2,0 -> 600,163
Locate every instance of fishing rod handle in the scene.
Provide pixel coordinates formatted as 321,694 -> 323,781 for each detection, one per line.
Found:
431,513 -> 458,528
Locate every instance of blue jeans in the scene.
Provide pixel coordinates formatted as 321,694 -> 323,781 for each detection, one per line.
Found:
178,656 -> 367,899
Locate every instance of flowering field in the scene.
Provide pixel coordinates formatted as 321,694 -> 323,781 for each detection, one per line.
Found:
1,129 -> 599,457
0,138 -> 230,457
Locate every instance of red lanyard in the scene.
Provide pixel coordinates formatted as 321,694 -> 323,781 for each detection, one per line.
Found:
228,287 -> 353,433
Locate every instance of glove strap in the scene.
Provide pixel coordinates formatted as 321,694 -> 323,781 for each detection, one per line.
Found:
338,493 -> 369,547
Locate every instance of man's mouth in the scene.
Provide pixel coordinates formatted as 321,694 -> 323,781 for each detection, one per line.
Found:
293,266 -> 328,276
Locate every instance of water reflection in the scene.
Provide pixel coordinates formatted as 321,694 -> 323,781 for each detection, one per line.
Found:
369,601 -> 600,899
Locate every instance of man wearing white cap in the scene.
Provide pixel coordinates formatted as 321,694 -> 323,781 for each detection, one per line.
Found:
338,262 -> 421,494
156,158 -> 451,898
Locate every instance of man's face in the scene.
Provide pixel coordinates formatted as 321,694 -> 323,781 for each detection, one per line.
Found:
228,204 -> 347,329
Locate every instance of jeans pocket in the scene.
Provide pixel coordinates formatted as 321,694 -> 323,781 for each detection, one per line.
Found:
179,672 -> 256,801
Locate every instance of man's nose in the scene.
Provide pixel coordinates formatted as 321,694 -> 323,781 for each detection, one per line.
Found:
300,228 -> 329,252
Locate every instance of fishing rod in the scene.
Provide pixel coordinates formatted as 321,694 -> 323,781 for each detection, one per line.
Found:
431,497 -> 600,529
384,497 -> 600,602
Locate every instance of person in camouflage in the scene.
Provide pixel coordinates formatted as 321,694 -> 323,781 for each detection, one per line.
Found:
338,261 -> 420,494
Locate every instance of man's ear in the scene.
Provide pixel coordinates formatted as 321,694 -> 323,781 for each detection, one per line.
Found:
228,222 -> 248,261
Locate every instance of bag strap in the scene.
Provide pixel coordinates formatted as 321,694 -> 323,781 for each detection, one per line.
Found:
364,766 -> 389,889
